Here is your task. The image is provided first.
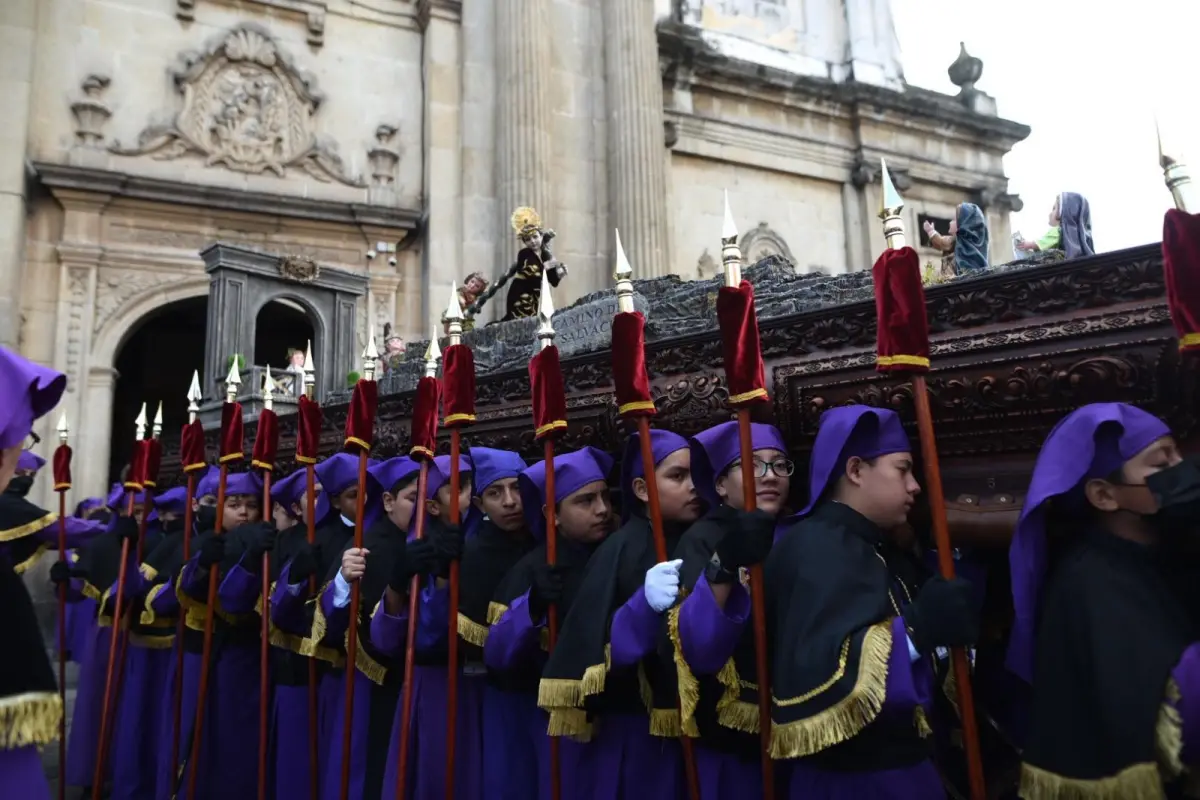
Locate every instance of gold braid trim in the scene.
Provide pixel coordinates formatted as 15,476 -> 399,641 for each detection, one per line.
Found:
667,604 -> 701,738
0,692 -> 62,749
0,513 -> 56,542
97,586 -> 116,628
715,656 -> 759,734
1018,762 -> 1166,800
537,644 -> 611,711
487,602 -> 508,625
457,613 -> 490,647
299,590 -> 346,667
768,620 -> 892,759
1156,679 -> 1184,781
141,583 -> 171,626
260,580 -> 316,656
12,543 -> 47,575
82,581 -> 103,602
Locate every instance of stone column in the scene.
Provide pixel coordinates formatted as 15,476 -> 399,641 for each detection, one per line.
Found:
603,0 -> 670,276
0,0 -> 37,348
494,0 -> 554,270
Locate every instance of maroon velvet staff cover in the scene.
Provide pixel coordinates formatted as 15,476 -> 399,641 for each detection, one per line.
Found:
180,420 -> 207,473
295,396 -> 323,465
1163,209 -> 1200,353
442,344 -> 477,427
612,312 -> 656,417
872,246 -> 931,373
410,377 -> 441,461
219,401 -> 245,464
124,441 -> 148,490
529,346 -> 567,439
715,281 -> 769,406
53,444 -> 72,492
344,380 -> 378,453
251,408 -> 280,471
143,439 -> 164,488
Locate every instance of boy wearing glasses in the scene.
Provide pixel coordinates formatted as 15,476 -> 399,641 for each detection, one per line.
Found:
660,420 -> 790,797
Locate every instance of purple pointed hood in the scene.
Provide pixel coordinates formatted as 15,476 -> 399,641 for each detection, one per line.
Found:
0,347 -> 66,451
620,429 -> 689,522
798,406 -> 911,517
689,421 -> 787,510
16,450 -> 45,472
518,447 -> 613,540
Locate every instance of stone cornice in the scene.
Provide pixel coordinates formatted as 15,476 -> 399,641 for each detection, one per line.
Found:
417,0 -> 462,28
657,21 -> 1031,149
31,162 -> 423,233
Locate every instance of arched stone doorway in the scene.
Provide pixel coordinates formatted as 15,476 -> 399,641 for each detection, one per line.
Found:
109,296 -> 207,484
254,298 -> 316,373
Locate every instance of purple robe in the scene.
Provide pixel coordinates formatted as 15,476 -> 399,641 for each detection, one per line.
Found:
268,562 -> 322,800
65,615 -> 113,788
0,746 -> 52,800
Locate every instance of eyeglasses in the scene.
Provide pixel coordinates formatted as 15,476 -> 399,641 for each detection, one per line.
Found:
731,458 -> 795,479
24,431 -> 41,449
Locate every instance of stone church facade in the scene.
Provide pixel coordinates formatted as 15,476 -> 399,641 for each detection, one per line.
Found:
1,0 -> 1028,503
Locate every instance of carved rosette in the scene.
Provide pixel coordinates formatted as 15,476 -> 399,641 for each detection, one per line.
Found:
111,23 -> 364,187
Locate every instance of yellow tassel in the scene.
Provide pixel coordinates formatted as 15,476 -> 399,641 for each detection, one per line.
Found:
457,613 -> 490,647
768,621 -> 892,759
667,605 -> 701,738
1018,761 -> 1166,800
0,692 -> 62,749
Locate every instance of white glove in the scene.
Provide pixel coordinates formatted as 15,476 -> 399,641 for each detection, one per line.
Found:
644,559 -> 683,614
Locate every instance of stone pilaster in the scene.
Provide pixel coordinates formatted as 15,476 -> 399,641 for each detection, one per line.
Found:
603,0 -> 670,275
494,0 -> 554,269
0,0 -> 37,348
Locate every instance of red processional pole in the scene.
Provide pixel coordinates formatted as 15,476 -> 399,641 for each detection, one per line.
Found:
339,337 -> 380,800
251,375 -> 281,800
874,161 -> 984,799
187,360 -> 245,800
52,414 -> 71,800
714,195 -> 775,799
294,342 -> 322,800
608,231 -> 700,800
394,337 -> 442,800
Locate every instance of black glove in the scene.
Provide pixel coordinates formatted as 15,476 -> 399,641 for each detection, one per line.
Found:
429,524 -> 464,578
198,536 -> 226,569
903,576 -> 979,654
245,523 -> 277,560
49,561 -> 79,586
288,542 -> 320,584
114,515 -> 140,545
528,564 -> 566,622
389,539 -> 439,592
713,509 -> 776,569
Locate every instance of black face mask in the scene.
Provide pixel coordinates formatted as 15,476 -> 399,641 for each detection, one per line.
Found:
4,475 -> 34,498
196,505 -> 218,533
1147,456 -> 1200,527
160,517 -> 183,535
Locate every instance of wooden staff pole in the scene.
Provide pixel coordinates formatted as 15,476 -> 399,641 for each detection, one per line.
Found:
258,375 -> 276,800
303,343 -> 319,800
172,372 -> 203,792
54,413 -> 69,800
879,160 -> 985,800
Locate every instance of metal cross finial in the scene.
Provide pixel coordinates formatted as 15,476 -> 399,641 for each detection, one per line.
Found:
720,190 -> 743,287
423,329 -> 442,379
613,229 -> 635,314
879,158 -> 908,250
444,282 -> 464,346
262,371 -> 274,412
536,269 -> 556,351
57,412 -> 69,445
362,334 -> 380,382
187,370 -> 202,423
225,357 -> 242,403
134,403 -> 148,440
152,401 -> 163,439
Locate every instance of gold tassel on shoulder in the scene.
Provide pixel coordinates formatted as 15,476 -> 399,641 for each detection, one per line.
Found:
0,692 -> 62,749
1018,761 -> 1166,800
768,620 -> 892,759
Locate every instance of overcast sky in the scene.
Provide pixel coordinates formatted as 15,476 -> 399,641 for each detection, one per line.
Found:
892,0 -> 1200,252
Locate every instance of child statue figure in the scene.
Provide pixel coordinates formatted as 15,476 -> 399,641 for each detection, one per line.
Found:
502,206 -> 567,321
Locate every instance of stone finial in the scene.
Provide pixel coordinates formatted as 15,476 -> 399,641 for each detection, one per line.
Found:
948,43 -> 982,95
71,74 -> 112,150
368,124 -> 400,187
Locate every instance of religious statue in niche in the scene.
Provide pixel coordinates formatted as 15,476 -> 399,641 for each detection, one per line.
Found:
110,23 -> 364,187
381,323 -> 406,374
464,207 -> 568,322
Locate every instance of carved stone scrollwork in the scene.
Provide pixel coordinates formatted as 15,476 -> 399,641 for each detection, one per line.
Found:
278,255 -> 320,283
111,23 -> 362,186
367,124 -> 400,187
739,222 -> 795,266
71,75 -> 112,150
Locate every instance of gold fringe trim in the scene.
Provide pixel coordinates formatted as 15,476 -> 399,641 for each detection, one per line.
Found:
346,619 -> 387,686
487,602 -> 508,625
457,613 -> 490,647
650,708 -> 683,738
914,705 -> 932,738
1018,761 -> 1166,800
97,585 -> 116,628
0,512 -> 56,542
129,632 -> 176,649
537,644 -> 611,711
269,626 -> 308,655
12,543 -> 47,575
1156,679 -> 1184,781
82,581 -> 103,602
667,605 -> 701,738
546,708 -> 593,742
768,620 -> 892,759
715,656 -> 759,734
140,563 -> 158,582
300,584 -> 346,665
141,583 -> 170,626
0,692 -> 62,749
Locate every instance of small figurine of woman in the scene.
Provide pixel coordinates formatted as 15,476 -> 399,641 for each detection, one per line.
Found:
503,206 -> 567,321
457,272 -> 488,332
923,202 -> 990,278
381,324 -> 405,374
1016,192 -> 1094,259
